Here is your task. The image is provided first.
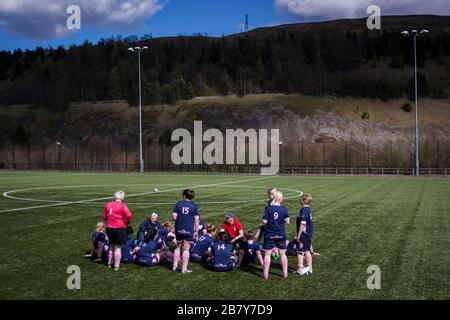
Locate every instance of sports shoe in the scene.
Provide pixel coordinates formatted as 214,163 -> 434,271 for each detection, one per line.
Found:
181,269 -> 193,274
114,267 -> 119,271
300,267 -> 311,275
108,264 -> 112,269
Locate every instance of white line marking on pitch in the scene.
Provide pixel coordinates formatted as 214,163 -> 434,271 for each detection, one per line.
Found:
0,176 -> 274,213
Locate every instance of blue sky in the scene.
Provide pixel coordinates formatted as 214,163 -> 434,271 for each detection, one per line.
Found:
0,0 -> 448,52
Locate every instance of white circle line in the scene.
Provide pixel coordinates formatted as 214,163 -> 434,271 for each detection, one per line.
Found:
3,184 -> 303,206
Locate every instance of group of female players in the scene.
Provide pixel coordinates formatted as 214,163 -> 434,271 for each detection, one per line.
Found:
87,187 -> 314,279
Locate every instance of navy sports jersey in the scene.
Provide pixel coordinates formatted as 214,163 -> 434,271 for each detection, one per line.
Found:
173,200 -> 199,236
262,205 -> 289,236
137,220 -> 161,241
240,240 -> 261,263
296,206 -> 313,237
191,234 -> 214,261
157,228 -> 171,247
121,237 -> 137,263
92,231 -> 106,249
137,240 -> 161,266
101,240 -> 110,262
266,199 -> 272,208
198,219 -> 206,235
209,241 -> 235,271
286,239 -> 299,256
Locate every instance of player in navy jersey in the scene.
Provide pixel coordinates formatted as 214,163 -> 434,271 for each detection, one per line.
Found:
136,229 -> 162,267
293,193 -> 314,276
172,189 -> 200,273
86,222 -> 108,262
197,218 -> 207,237
286,238 -> 300,256
137,213 -> 161,241
190,224 -> 217,262
261,190 -> 290,279
121,226 -> 138,263
207,232 -> 237,272
236,230 -> 263,267
266,187 -> 277,208
157,221 -> 176,262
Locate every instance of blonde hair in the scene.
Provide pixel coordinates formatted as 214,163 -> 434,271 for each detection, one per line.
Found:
273,190 -> 283,202
267,187 -> 277,199
207,224 -> 217,234
114,190 -> 125,201
96,221 -> 105,232
150,212 -> 158,219
163,221 -> 173,229
301,193 -> 312,205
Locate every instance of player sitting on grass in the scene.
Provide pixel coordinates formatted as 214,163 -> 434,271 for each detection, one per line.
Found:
293,193 -> 314,276
261,190 -> 290,279
121,226 -> 138,264
207,232 -> 237,272
137,213 -> 161,242
198,217 -> 207,237
172,189 -> 200,273
136,229 -> 161,267
157,221 -> 176,262
190,224 -> 217,263
86,221 -> 109,263
236,230 -> 263,268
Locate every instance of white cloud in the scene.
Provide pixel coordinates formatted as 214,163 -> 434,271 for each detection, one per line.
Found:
274,0 -> 450,20
0,0 -> 167,39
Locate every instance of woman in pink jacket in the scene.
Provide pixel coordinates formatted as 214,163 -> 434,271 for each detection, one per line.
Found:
102,191 -> 133,270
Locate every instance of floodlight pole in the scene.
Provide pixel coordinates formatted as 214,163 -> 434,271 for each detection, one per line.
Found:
128,46 -> 148,173
138,49 -> 143,174
402,29 -> 429,176
413,34 -> 419,177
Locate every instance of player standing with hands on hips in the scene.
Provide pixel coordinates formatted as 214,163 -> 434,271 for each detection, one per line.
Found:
172,189 -> 200,273
261,190 -> 290,279
102,191 -> 133,270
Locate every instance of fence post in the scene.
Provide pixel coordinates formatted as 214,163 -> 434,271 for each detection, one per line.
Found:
125,142 -> 128,172
27,142 -> 31,170
74,143 -> 78,171
344,141 -> 347,168
322,141 -> 325,167
91,142 -> 94,171
58,144 -> 61,170
42,143 -> 46,170
301,140 -> 304,166
12,143 -> 16,170
108,143 -> 111,172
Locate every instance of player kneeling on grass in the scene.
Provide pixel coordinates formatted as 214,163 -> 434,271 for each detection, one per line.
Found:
293,193 -> 314,276
172,189 -> 200,273
136,229 -> 161,267
157,221 -> 177,262
207,232 -> 237,272
261,191 -> 290,279
236,230 -> 263,267
190,224 -> 217,263
121,226 -> 138,264
86,221 -> 110,263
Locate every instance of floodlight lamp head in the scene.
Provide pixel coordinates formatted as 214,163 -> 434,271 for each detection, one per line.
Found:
127,48 -> 134,52
401,31 -> 409,36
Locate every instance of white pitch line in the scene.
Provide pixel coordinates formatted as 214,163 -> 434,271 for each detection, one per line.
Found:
0,176 -> 274,213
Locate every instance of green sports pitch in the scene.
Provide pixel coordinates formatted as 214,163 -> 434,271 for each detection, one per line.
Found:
0,171 -> 449,300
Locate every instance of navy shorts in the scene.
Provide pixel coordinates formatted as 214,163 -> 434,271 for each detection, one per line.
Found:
209,256 -> 237,272
297,234 -> 312,253
176,231 -> 194,243
190,253 -> 207,263
263,234 -> 287,250
138,254 -> 159,266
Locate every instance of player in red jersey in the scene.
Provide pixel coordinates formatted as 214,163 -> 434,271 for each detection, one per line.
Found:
102,191 -> 133,270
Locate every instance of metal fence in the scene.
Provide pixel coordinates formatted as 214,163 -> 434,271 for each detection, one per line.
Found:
1,140 -> 450,175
